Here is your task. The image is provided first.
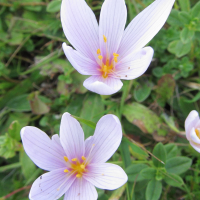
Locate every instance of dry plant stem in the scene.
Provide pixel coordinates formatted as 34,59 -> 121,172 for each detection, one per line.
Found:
123,134 -> 165,164
0,2 -> 47,7
3,186 -> 31,199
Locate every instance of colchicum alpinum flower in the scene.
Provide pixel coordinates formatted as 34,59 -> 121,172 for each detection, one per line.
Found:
185,110 -> 200,153
21,113 -> 127,200
61,0 -> 175,95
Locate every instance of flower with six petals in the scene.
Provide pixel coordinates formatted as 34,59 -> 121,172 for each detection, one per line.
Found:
185,110 -> 200,153
61,0 -> 175,95
21,113 -> 127,200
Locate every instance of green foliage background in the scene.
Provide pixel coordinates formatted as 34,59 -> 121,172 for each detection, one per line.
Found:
0,0 -> 200,199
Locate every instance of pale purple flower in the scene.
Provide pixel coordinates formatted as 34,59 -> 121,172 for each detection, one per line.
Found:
61,0 -> 175,95
185,110 -> 200,153
21,113 -> 127,200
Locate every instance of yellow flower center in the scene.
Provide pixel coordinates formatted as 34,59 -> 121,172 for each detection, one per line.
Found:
97,35 -> 119,79
195,128 -> 200,139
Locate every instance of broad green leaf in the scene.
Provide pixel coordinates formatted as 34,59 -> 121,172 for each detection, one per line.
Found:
178,0 -> 190,12
152,143 -> 166,168
168,40 -> 179,54
175,40 -> 191,57
120,138 -> 131,168
125,164 -> 148,182
164,173 -> 184,187
20,150 -> 36,179
165,157 -> 192,175
46,0 -> 61,13
6,94 -> 31,112
134,82 -> 152,102
123,103 -> 166,135
80,93 -> 104,139
180,27 -> 194,43
178,11 -> 191,24
109,185 -> 126,200
191,1 -> 200,18
167,9 -> 182,26
145,179 -> 162,200
140,168 -> 156,179
72,116 -> 96,129
164,143 -> 178,160
8,121 -> 21,141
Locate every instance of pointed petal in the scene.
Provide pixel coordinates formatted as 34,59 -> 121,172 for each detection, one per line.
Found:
21,127 -> 66,171
113,47 -> 153,80
60,113 -> 85,161
62,43 -> 100,75
83,75 -> 123,95
61,0 -> 99,60
118,0 -> 175,58
99,0 -> 127,58
84,114 -> 122,163
190,141 -> 200,153
64,178 -> 98,200
190,128 -> 200,144
29,169 -> 76,200
84,163 -> 127,190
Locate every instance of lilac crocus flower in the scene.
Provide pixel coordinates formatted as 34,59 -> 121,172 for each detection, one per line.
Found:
61,0 -> 175,95
21,113 -> 127,200
185,110 -> 200,153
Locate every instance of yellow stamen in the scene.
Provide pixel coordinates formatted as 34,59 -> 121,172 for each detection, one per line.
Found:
82,156 -> 86,161
72,158 -> 77,162
76,174 -> 82,178
64,169 -> 69,173
113,53 -> 119,57
98,55 -> 103,60
103,35 -> 107,43
97,49 -> 101,55
114,56 -> 118,63
80,165 -> 85,169
195,129 -> 200,139
64,156 -> 68,162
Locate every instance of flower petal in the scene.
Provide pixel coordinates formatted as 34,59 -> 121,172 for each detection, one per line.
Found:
118,0 -> 175,58
62,43 -> 100,75
29,169 -> 76,200
83,75 -> 123,95
21,127 -> 66,171
190,141 -> 200,153
60,112 -> 85,161
84,163 -> 127,190
84,114 -> 122,163
113,47 -> 154,80
190,128 -> 200,144
99,0 -> 127,58
61,0 -> 99,60
64,178 -> 98,200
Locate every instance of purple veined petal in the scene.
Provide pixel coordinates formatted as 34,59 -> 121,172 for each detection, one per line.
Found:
64,178 -> 98,200
190,128 -> 200,144
83,75 -> 123,95
29,168 -> 76,200
185,110 -> 199,140
60,112 -> 85,161
99,0 -> 127,59
113,47 -> 154,80
61,0 -> 99,61
118,0 -> 175,59
190,141 -> 200,153
62,43 -> 100,76
84,163 -> 127,190
84,114 -> 122,163
21,127 -> 66,171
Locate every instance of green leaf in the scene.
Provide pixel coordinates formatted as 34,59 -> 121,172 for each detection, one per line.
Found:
180,27 -> 194,43
6,94 -> 31,112
46,0 -> 61,13
167,9 -> 182,26
178,11 -> 191,24
72,116 -> 96,129
165,157 -> 192,175
164,173 -> 184,187
178,0 -> 190,12
140,168 -> 156,179
164,143 -> 178,160
191,1 -> 200,18
125,164 -> 148,182
183,91 -> 200,103
152,143 -> 166,168
123,103 -> 166,135
80,94 -> 104,139
145,179 -> 162,200
175,40 -> 191,57
134,82 -> 152,102
20,150 -> 37,179
22,0 -> 43,12
8,120 -> 21,141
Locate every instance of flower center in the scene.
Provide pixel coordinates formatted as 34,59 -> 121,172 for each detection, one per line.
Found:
97,35 -> 119,79
195,128 -> 200,139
